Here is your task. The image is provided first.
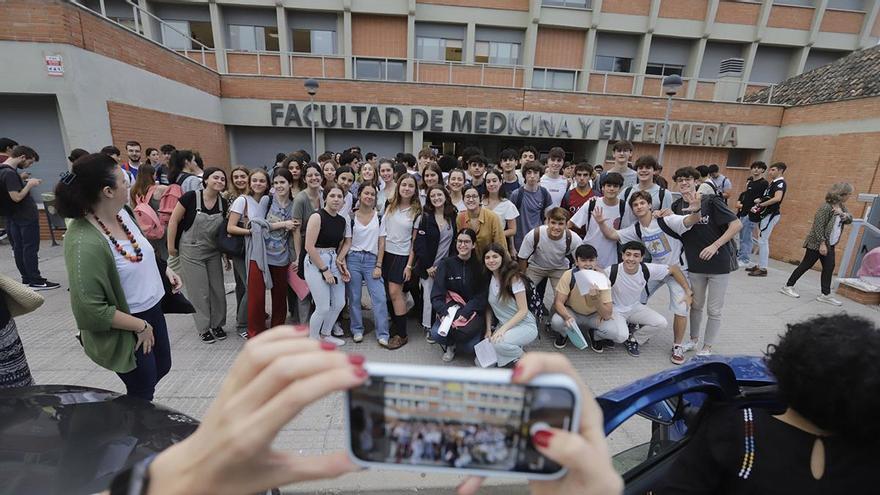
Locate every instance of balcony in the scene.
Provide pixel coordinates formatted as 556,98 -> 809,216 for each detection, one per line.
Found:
414,60 -> 526,88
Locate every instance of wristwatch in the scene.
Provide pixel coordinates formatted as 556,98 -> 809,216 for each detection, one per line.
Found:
319,266 -> 329,273
109,454 -> 156,495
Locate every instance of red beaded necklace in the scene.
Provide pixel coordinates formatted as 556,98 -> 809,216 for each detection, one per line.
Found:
93,213 -> 144,263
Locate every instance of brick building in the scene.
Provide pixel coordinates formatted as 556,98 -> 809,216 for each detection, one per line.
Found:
1,0 -> 878,262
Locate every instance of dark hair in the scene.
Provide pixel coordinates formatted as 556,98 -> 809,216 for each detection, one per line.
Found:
335,165 -> 355,180
696,165 -> 710,178
499,148 -> 518,162
547,206 -> 570,222
193,151 -> 204,170
575,243 -> 598,260
168,149 -> 195,184
201,167 -> 228,190
548,147 -> 565,160
130,163 -> 157,204
339,151 -> 358,167
770,162 -> 787,173
483,169 -> 507,200
160,144 -> 176,154
627,190 -> 653,208
420,163 -> 445,190
318,152 -> 334,163
467,155 -> 488,167
634,155 -> 659,171
143,147 -> 159,164
602,172 -> 624,188
125,141 -> 141,149
594,164 -> 604,171
398,153 -> 417,169
418,148 -> 435,160
68,148 -> 89,163
323,183 -> 345,200
101,145 -> 120,157
54,153 -> 118,218
611,140 -> 633,152
620,241 -> 646,256
521,161 -> 543,176
765,314 -> 880,443
392,162 -> 408,179
357,182 -> 378,203
272,168 -> 295,200
423,184 -> 457,221
365,152 -> 377,161
519,145 -> 538,159
460,146 -> 483,164
0,137 -> 18,152
11,145 -> 39,161
483,243 -> 522,302
750,161 -> 767,171
574,163 -> 593,175
438,154 -> 458,173
297,149 -> 312,163
673,166 -> 701,181
275,152 -> 287,163
707,163 -> 719,174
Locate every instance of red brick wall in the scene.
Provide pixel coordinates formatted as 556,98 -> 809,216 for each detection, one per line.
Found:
658,0 -> 708,21
715,1 -> 760,25
819,9 -> 865,34
107,102 -> 230,170
767,4 -> 815,30
535,28 -> 585,69
603,0 -> 651,16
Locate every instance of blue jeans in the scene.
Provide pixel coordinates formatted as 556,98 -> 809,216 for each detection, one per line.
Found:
737,215 -> 754,264
346,251 -> 389,339
755,214 -> 781,269
429,313 -> 483,355
6,217 -> 43,284
117,302 -> 172,401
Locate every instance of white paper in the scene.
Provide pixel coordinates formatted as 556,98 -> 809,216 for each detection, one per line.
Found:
474,338 -> 498,368
438,305 -> 460,337
575,269 -> 611,295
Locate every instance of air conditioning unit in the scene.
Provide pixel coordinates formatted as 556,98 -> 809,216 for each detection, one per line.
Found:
714,57 -> 745,101
719,58 -> 745,77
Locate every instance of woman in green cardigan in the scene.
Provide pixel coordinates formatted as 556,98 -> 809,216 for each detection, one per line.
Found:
780,182 -> 853,306
55,153 -> 182,401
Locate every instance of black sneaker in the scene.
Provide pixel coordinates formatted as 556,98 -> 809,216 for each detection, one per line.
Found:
201,331 -> 216,344
553,334 -> 568,349
212,327 -> 227,341
624,337 -> 640,357
29,281 -> 61,291
587,329 -> 604,353
602,339 -> 615,349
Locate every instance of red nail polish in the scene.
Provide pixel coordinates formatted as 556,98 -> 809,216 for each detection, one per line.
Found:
348,353 -> 366,366
532,429 -> 553,448
353,367 -> 368,378
511,363 -> 523,380
320,341 -> 337,351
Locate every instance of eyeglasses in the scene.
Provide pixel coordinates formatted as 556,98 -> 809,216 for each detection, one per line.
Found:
456,239 -> 472,244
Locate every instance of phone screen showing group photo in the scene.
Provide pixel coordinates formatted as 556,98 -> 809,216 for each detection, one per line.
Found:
348,376 -> 576,474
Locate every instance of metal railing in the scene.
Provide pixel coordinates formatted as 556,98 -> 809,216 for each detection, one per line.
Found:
411,58 -> 526,88
834,219 -> 880,290
531,67 -> 582,92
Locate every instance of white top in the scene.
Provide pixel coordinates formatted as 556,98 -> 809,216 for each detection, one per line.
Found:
345,210 -> 383,256
604,262 -> 670,314
381,206 -> 418,256
620,183 -> 673,228
111,209 -> 165,313
830,214 -> 842,246
570,198 -> 621,269
339,191 -> 354,219
617,215 -> 691,268
489,276 -> 525,299
540,175 -> 569,207
489,199 -> 520,222
453,198 -> 466,212
517,226 -> 582,270
230,195 -> 269,222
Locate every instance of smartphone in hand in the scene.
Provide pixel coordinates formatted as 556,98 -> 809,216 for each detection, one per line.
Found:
346,362 -> 581,480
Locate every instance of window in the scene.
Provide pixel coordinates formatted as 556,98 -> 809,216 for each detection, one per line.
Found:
228,24 -> 279,51
416,37 -> 463,62
475,41 -> 520,65
292,29 -> 336,55
594,55 -> 632,73
533,69 -> 577,90
646,63 -> 684,76
355,58 -> 406,81
162,20 -> 214,50
542,0 -> 591,8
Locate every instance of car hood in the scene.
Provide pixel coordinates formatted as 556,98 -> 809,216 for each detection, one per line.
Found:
0,385 -> 198,495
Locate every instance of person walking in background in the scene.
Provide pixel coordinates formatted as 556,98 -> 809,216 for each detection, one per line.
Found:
303,184 -> 349,346
780,182 -> 853,306
227,168 -> 269,339
55,153 -> 181,401
338,183 -> 390,345
414,185 -> 458,338
483,244 -> 537,367
167,167 -> 229,344
747,162 -> 787,277
0,145 -> 60,290
129,163 -> 170,261
735,161 -> 768,267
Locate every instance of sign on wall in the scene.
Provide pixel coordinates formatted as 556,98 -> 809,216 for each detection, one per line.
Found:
268,101 -> 739,148
45,55 -> 64,77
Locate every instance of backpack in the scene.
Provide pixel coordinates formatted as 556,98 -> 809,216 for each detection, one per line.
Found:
527,226 -> 572,264
511,186 -> 553,223
609,262 -> 651,297
702,180 -> 720,196
620,186 -> 667,219
158,172 -> 191,226
523,276 -> 548,321
634,217 -> 684,266
133,185 -> 165,240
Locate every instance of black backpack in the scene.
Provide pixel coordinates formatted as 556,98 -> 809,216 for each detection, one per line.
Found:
634,217 -> 684,266
609,262 -> 651,297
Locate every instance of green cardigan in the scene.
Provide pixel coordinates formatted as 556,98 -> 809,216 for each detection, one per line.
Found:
65,215 -> 138,373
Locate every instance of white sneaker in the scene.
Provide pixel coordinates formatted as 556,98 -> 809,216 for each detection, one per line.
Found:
779,286 -> 800,298
353,333 -> 364,343
681,340 -> 698,352
332,323 -> 345,337
738,260 -> 750,269
696,345 -> 713,356
442,345 -> 456,362
816,294 -> 843,306
321,335 -> 346,346
378,338 -> 389,348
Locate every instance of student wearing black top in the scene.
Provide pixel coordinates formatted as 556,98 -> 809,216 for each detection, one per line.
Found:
670,167 -> 741,357
747,162 -> 787,277
656,314 -> 880,495
303,184 -> 350,345
734,161 -> 768,266
413,185 -> 458,334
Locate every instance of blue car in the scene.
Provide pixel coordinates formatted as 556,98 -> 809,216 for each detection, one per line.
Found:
598,355 -> 781,493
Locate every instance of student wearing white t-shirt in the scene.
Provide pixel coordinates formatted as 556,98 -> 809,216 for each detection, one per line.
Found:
594,190 -> 700,365
483,169 -> 519,253
517,208 -> 582,318
226,169 -> 270,339
540,147 -> 569,207
605,241 -> 691,358
569,172 -> 625,268
484,245 -> 537,367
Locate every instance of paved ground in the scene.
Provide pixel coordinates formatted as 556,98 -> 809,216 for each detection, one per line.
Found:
5,240 -> 878,493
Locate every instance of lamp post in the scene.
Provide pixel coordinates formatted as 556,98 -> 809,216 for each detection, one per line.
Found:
304,78 -> 319,160
658,74 -> 683,168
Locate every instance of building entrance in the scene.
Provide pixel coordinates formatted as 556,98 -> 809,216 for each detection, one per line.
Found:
423,133 -> 595,164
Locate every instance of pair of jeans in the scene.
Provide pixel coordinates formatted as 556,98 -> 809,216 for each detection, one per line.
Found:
786,248 -> 835,295
687,272 -> 729,346
346,251 -> 389,339
737,215 -> 754,263
755,214 -> 781,269
116,302 -> 172,401
304,249 -> 346,339
549,308 -> 629,343
6,217 -> 43,284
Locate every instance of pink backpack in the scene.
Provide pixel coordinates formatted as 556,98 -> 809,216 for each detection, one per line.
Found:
158,178 -> 186,226
133,186 -> 165,240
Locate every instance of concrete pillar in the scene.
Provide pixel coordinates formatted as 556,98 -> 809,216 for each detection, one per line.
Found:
522,0 -> 541,88
465,22 -> 476,64
208,1 -> 227,74
790,46 -> 810,78
315,129 -> 326,155
404,132 -> 414,153
808,0 -> 828,46
577,28 -> 595,91
633,33 -> 652,95
858,0 -> 880,48
406,9 -> 415,81
738,41 -> 759,99
590,140 -> 609,168
686,37 -> 707,99
704,0 -> 719,34
276,4 -> 290,76
411,130 -> 424,153
756,0 -> 773,40
343,9 -> 353,78
137,0 -> 157,42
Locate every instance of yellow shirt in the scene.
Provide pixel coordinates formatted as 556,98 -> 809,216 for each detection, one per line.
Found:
555,269 -> 612,316
456,208 -> 507,258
